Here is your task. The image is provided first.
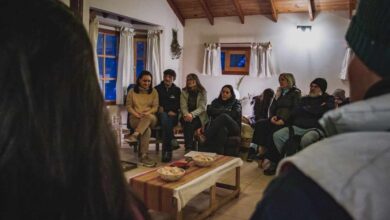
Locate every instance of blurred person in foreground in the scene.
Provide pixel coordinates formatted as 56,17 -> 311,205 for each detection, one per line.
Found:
251,0 -> 390,219
0,0 -> 149,219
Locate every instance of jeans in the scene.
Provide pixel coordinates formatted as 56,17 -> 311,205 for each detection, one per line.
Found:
158,112 -> 178,152
273,126 -> 324,153
180,117 -> 202,150
204,113 -> 240,155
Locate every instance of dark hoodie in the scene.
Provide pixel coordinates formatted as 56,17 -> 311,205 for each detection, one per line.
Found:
154,81 -> 181,114
207,97 -> 242,127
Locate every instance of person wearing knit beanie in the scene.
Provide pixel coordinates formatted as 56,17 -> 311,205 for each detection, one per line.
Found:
250,1 -> 390,220
345,0 -> 390,101
311,78 -> 327,94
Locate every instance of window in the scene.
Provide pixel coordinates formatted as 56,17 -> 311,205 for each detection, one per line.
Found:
221,47 -> 250,75
97,29 -> 119,104
134,35 -> 147,81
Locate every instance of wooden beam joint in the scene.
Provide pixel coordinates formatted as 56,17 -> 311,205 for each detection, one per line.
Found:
199,0 -> 214,25
308,0 -> 315,21
232,0 -> 244,24
268,0 -> 278,22
167,0 -> 185,26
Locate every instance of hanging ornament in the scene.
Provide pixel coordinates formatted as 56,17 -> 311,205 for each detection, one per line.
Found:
170,29 -> 182,59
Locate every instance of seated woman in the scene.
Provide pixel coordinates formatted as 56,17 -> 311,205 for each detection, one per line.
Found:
180,73 -> 208,152
252,88 -> 275,123
126,70 -> 159,167
248,73 -> 301,175
200,85 -> 242,156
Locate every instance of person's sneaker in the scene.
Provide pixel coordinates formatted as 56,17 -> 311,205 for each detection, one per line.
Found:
140,155 -> 157,167
124,133 -> 138,143
171,139 -> 180,150
246,147 -> 257,162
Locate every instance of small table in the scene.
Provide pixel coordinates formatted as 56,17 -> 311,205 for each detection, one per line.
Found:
129,155 -> 243,220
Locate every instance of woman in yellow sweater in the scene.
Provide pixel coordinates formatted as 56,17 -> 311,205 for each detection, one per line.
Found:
126,70 -> 159,166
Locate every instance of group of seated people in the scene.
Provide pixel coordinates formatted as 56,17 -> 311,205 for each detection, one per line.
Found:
124,70 -> 243,166
246,74 -> 350,175
124,68 -> 349,170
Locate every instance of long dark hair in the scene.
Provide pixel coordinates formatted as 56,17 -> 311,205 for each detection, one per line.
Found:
218,84 -> 236,101
253,88 -> 275,120
0,1 -> 148,219
183,73 -> 206,93
134,70 -> 153,94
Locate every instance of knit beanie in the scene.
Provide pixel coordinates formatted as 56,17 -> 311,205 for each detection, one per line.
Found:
311,78 -> 327,93
345,0 -> 390,78
332,89 -> 346,100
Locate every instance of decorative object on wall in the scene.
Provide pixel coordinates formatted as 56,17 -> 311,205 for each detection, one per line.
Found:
340,47 -> 353,80
170,29 -> 182,59
249,42 -> 275,77
203,43 -> 222,76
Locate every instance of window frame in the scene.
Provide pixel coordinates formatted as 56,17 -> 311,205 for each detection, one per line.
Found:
97,28 -> 119,105
221,47 -> 251,75
133,34 -> 147,82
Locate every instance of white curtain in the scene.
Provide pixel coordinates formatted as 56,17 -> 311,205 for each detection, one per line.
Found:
340,47 -> 354,80
89,17 -> 100,86
116,28 -> 135,104
202,43 -> 222,76
249,42 -> 275,77
146,30 -> 162,86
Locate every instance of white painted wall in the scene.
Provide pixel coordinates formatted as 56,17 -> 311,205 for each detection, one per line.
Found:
83,0 -> 184,85
183,12 -> 351,115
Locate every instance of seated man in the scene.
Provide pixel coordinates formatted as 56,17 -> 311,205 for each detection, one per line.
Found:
273,78 -> 335,156
155,69 -> 181,162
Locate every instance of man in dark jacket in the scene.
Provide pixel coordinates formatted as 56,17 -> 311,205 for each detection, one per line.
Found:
250,0 -> 390,219
273,78 -> 335,154
154,69 -> 181,162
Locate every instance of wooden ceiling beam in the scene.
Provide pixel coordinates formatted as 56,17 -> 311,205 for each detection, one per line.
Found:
167,0 -> 185,26
268,0 -> 278,22
199,0 -> 214,25
308,0 -> 315,21
232,0 -> 244,24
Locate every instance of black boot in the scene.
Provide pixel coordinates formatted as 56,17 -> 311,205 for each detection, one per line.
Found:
162,151 -> 172,163
246,147 -> 257,162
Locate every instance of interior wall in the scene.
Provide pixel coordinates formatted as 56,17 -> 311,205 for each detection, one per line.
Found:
183,12 -> 351,115
84,0 -> 184,86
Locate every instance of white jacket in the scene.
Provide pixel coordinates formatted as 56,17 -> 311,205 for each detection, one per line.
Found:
278,93 -> 390,220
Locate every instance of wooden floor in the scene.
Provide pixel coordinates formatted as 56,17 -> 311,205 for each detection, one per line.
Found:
119,141 -> 274,220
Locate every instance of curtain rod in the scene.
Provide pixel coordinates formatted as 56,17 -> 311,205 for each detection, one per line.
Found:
204,42 -> 271,47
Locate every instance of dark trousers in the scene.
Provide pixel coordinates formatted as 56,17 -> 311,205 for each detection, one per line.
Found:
204,113 -> 240,155
252,119 -> 284,163
158,112 -> 178,152
181,117 -> 202,150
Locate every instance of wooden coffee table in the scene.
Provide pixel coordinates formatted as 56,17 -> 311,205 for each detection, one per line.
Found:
129,155 -> 243,220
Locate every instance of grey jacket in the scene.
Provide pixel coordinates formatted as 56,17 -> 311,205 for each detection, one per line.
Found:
279,93 -> 390,220
180,90 -> 208,126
